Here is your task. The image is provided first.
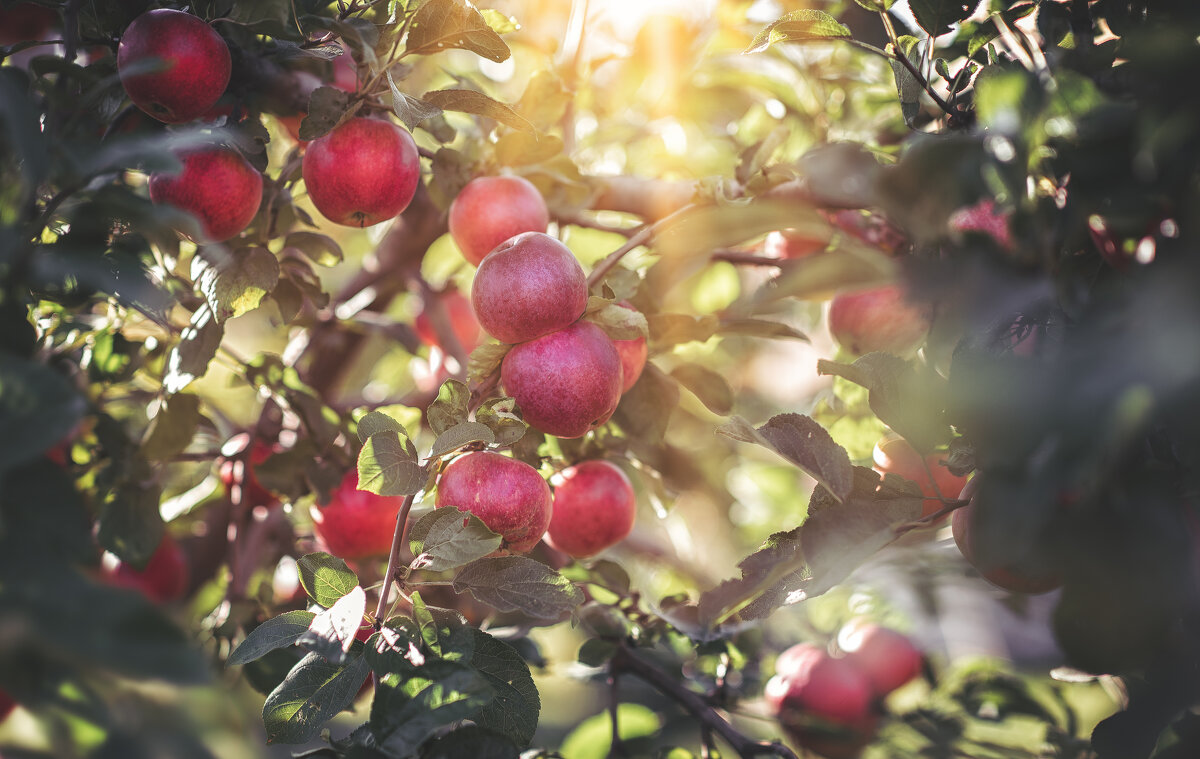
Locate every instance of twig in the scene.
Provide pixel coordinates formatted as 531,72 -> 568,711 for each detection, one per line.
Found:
610,645 -> 798,759
586,203 -> 697,288
608,670 -> 626,757
894,498 -> 970,535
711,250 -> 785,267
373,493 -> 417,625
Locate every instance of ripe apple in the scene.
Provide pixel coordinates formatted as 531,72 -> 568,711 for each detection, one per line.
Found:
871,435 -> 966,518
766,644 -> 877,757
415,288 -> 481,354
311,470 -> 403,559
828,285 -> 931,357
471,232 -> 588,344
435,451 -> 553,554
613,301 -> 647,393
952,480 -> 1061,595
219,438 -> 277,508
948,199 -> 1013,249
546,460 -> 636,558
302,117 -> 420,227
118,9 -> 231,124
501,321 -> 623,439
764,229 -> 826,259
104,534 -> 189,603
0,3 -> 57,45
837,621 -> 922,697
449,176 -> 550,266
149,147 -> 263,242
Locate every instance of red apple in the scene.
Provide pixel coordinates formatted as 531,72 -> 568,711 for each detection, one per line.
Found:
435,451 -> 553,554
768,644 -> 878,759
471,232 -> 588,344
149,147 -> 263,242
118,9 -> 231,124
302,117 -> 420,227
613,301 -> 647,393
415,288 -> 481,353
837,621 -> 922,696
764,229 -> 825,259
871,436 -> 966,518
546,460 -> 636,558
449,176 -> 550,266
501,321 -> 623,439
948,199 -> 1013,249
952,481 -> 1061,595
311,470 -> 403,560
828,285 -> 931,357
0,3 -> 56,45
219,438 -> 278,508
104,534 -> 189,603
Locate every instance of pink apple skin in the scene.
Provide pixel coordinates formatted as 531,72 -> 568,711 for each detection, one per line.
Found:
435,451 -> 552,553
472,232 -> 588,344
837,621 -> 922,696
769,648 -> 874,725
311,470 -> 403,560
415,288 -> 481,353
449,176 -> 550,266
105,535 -> 189,604
149,147 -> 263,242
546,460 -> 636,558
302,117 -> 420,227
828,285 -> 931,357
949,199 -> 1013,249
0,689 -> 16,722
764,230 -> 825,259
118,9 -> 231,124
613,302 -> 647,393
501,321 -> 623,439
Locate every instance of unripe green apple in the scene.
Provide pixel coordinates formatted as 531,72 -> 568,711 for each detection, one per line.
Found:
415,287 -> 481,353
302,117 -> 420,227
104,534 -> 189,603
311,470 -> 403,559
837,620 -> 922,696
872,435 -> 966,519
471,232 -> 588,345
118,9 -> 231,124
613,301 -> 647,393
828,285 -> 931,357
449,176 -> 550,266
501,321 -> 623,439
149,147 -> 263,242
546,460 -> 636,558
435,451 -> 552,554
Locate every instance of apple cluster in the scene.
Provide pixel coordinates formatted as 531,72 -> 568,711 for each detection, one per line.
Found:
766,622 -> 923,758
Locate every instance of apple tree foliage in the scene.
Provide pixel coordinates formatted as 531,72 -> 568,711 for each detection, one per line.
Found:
2,0 -> 1200,758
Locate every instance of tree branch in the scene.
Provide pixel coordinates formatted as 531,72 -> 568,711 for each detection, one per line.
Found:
373,493 -> 417,625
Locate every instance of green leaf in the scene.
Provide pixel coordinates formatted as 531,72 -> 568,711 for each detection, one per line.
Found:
96,479 -> 165,566
647,313 -> 720,348
405,0 -> 511,62
262,652 -> 369,744
297,552 -> 360,608
696,527 -> 808,630
388,70 -> 443,130
584,299 -> 649,341
411,592 -> 476,661
743,10 -> 851,54
890,37 -> 923,127
421,725 -> 521,758
0,357 -> 86,473
164,304 -> 224,394
229,611 -> 317,666
479,9 -> 518,34
427,379 -> 471,436
560,704 -> 662,759
670,364 -> 734,416
284,231 -> 343,267
909,0 -> 977,37
141,393 -> 202,461
408,508 -> 502,572
358,432 -> 426,496
716,318 -> 809,342
298,586 -> 367,665
356,410 -> 413,445
429,421 -> 495,460
853,0 -> 894,10
371,661 -> 494,753
755,244 -> 897,303
469,628 -> 540,746
422,89 -> 535,134
717,414 -> 854,502
298,86 -> 360,142
193,246 -> 280,323
474,396 -> 527,447
468,342 -> 511,382
453,556 -> 583,619
613,364 -> 679,444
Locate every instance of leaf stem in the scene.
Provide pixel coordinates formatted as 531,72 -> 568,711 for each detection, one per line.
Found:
586,203 -> 698,288
373,493 -> 417,626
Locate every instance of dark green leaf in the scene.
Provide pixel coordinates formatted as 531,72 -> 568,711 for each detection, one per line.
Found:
697,527 -> 807,630
578,638 -> 618,667
193,246 -> 280,323
0,358 -> 85,473
297,552 -> 360,608
371,661 -> 494,752
453,556 -> 583,619
717,414 -> 853,502
405,0 -> 511,62
358,432 -> 426,496
584,299 -> 649,341
388,71 -> 443,130
429,421 -> 495,460
474,397 -> 527,447
163,304 -> 224,395
744,10 -> 851,54
411,592 -> 476,661
262,652 -> 369,743
229,611 -> 317,666
420,725 -> 521,759
909,0 -> 977,37
299,586 -> 367,665
356,410 -> 412,445
298,86 -> 360,142
422,89 -> 534,134
469,628 -> 540,746
285,231 -> 343,267
141,393 -> 201,461
409,508 -> 502,572
427,379 -> 470,436
613,364 -> 679,444
96,479 -> 164,566
670,364 -> 734,416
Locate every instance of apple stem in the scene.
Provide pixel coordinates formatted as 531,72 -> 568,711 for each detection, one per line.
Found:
610,644 -> 799,759
373,493 -> 417,627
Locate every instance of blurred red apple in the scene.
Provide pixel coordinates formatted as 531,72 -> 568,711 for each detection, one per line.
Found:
828,285 -> 931,357
118,9 -> 231,124
149,146 -> 263,242
546,460 -> 636,558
